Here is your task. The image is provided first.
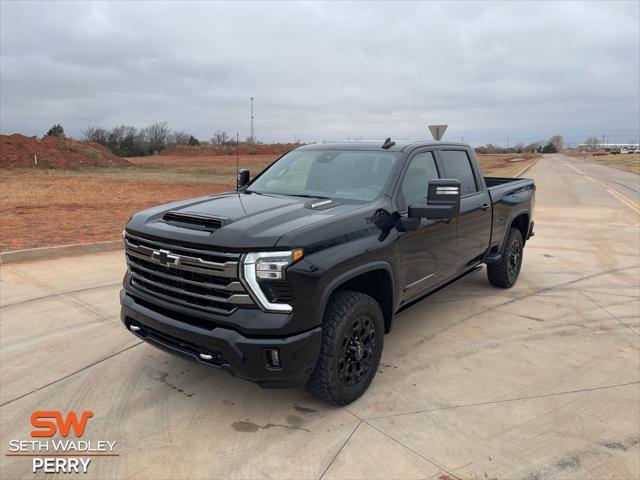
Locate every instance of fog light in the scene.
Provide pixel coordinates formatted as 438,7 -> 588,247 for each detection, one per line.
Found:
129,324 -> 141,332
265,348 -> 281,369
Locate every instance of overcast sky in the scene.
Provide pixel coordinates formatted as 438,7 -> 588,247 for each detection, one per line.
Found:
1,1 -> 638,146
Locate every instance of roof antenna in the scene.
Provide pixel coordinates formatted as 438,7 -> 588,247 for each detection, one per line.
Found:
235,132 -> 239,190
381,137 -> 395,149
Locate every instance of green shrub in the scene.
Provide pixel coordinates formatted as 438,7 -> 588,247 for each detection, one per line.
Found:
46,124 -> 65,137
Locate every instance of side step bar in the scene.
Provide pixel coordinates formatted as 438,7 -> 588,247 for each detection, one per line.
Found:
396,265 -> 483,315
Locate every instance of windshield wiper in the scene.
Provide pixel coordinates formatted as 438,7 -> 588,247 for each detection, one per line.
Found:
244,190 -> 272,197
246,191 -> 333,200
289,194 -> 332,200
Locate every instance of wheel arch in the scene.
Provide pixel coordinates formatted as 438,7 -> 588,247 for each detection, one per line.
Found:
320,262 -> 395,333
507,211 -> 530,247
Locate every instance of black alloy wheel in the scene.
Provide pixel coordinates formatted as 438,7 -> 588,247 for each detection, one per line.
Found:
487,227 -> 524,288
306,290 -> 384,405
337,315 -> 376,386
507,240 -> 521,283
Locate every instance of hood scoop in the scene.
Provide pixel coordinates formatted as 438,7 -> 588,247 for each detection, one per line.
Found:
305,199 -> 342,211
162,211 -> 226,232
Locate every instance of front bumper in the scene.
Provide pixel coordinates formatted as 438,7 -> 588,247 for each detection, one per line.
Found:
120,290 -> 322,388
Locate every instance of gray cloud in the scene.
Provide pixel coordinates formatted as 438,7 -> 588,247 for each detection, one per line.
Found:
1,0 -> 638,145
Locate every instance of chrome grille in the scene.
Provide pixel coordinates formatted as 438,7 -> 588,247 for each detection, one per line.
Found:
124,232 -> 253,315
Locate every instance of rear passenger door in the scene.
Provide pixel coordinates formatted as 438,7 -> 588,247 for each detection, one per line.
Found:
438,149 -> 492,268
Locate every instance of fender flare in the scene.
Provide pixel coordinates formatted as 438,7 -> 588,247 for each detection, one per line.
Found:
503,208 -> 530,249
319,261 -> 396,325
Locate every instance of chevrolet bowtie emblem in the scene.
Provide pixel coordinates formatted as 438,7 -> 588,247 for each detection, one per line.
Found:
151,249 -> 180,266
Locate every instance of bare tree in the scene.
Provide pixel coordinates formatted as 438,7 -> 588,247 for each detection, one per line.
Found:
170,130 -> 191,146
107,125 -> 138,156
134,129 -> 149,154
82,126 -> 109,145
584,136 -> 600,151
145,121 -> 170,153
549,135 -> 564,150
211,130 -> 230,146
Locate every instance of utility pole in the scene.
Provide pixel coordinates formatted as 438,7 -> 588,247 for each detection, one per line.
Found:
250,97 -> 255,144
236,132 -> 239,188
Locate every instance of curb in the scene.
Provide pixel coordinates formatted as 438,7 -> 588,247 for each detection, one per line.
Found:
0,240 -> 122,265
514,157 -> 541,178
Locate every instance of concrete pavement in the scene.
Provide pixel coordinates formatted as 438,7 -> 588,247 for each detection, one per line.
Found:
1,154 -> 638,479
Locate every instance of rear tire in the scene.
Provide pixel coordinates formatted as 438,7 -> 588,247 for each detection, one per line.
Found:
306,291 -> 383,405
487,228 -> 523,288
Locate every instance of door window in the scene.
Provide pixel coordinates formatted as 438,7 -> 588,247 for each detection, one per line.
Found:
400,152 -> 439,207
440,150 -> 478,195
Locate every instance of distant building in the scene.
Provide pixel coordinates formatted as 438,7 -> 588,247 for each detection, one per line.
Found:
577,142 -> 640,152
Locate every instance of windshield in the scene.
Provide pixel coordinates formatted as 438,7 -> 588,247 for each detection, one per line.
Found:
247,149 -> 399,202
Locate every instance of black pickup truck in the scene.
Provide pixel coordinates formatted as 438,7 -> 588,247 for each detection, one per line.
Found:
120,140 -> 535,404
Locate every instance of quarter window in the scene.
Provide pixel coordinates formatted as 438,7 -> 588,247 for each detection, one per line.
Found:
440,150 -> 478,195
400,152 -> 439,207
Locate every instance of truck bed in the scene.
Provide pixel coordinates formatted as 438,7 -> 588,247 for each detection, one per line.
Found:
485,175 -> 536,251
485,176 -> 534,202
484,176 -> 532,190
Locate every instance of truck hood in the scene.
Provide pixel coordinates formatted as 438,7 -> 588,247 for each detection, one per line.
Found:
126,191 -> 367,250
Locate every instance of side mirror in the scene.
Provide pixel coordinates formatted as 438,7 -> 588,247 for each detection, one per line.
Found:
408,179 -> 461,220
237,169 -> 250,188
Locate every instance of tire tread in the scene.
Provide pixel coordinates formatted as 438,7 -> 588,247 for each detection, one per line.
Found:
306,290 -> 382,405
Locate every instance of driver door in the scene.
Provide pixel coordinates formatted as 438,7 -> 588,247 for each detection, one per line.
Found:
396,150 -> 456,302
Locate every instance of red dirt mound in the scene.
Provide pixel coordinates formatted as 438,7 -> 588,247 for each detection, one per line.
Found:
161,143 -> 298,157
0,134 -> 130,169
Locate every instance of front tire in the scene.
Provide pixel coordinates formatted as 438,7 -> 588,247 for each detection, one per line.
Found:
487,227 -> 523,288
306,291 -> 383,405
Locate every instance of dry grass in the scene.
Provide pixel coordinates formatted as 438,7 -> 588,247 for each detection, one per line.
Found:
564,151 -> 640,174
476,154 -> 539,177
0,173 -> 225,251
1,152 -> 538,251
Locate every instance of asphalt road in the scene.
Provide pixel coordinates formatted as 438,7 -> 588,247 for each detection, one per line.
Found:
1,154 -> 639,480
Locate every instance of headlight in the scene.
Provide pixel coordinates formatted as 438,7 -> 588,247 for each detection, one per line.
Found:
241,249 -> 303,312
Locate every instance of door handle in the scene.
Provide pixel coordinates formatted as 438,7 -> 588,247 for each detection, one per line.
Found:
480,203 -> 490,211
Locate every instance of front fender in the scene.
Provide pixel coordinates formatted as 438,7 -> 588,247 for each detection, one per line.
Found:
319,261 -> 396,319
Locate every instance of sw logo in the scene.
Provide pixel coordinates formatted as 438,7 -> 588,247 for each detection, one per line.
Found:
28,411 -> 97,473
8,411 -> 118,474
31,410 -> 94,438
